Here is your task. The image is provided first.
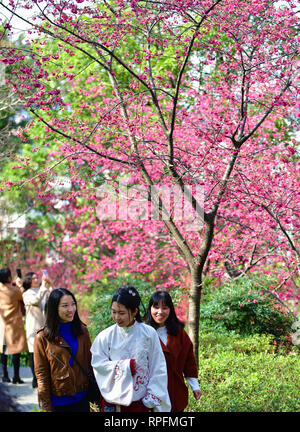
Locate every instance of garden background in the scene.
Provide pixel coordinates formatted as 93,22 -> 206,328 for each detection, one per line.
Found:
0,0 -> 299,412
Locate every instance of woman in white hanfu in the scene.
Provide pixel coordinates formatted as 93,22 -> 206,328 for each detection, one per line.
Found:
91,285 -> 171,412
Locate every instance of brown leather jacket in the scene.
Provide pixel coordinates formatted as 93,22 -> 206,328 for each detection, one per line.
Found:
33,324 -> 92,412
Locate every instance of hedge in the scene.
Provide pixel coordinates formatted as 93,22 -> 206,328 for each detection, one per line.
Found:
186,333 -> 300,412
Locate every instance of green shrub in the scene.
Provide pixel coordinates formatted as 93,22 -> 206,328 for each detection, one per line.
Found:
198,332 -> 278,356
200,278 -> 295,347
187,332 -> 300,412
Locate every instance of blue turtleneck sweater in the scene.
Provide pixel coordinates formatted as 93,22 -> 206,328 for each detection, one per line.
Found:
59,322 -> 78,367
50,322 -> 86,407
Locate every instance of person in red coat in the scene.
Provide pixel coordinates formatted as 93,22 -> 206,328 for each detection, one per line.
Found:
145,290 -> 201,412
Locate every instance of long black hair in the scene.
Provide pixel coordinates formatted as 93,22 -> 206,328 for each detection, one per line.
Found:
145,290 -> 184,336
22,272 -> 36,291
111,285 -> 144,322
44,288 -> 84,341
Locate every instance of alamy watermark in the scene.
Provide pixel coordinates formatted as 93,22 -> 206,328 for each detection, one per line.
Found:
95,181 -> 204,232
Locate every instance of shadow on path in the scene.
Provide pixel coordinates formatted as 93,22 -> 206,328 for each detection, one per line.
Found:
1,366 -> 39,412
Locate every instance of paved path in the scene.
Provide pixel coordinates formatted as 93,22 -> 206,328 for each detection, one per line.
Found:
1,366 -> 39,412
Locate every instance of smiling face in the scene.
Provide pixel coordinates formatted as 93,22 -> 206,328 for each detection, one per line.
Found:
111,301 -> 137,328
58,294 -> 77,323
150,301 -> 170,327
31,273 -> 40,288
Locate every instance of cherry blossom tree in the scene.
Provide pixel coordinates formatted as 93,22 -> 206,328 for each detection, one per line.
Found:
0,0 -> 298,356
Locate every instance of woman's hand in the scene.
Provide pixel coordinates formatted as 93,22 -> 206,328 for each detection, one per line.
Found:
15,277 -> 24,293
193,389 -> 202,400
42,274 -> 52,289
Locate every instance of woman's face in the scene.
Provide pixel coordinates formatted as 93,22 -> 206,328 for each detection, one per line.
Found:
111,301 -> 137,327
58,295 -> 77,323
151,301 -> 170,327
31,273 -> 39,288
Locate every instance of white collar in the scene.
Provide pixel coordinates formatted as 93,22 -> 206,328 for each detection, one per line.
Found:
117,320 -> 138,335
157,325 -> 167,334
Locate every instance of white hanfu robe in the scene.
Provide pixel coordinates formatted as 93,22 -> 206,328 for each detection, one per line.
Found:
91,321 -> 171,412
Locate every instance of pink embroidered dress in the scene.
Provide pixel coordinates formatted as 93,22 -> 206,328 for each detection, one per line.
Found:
91,321 -> 171,412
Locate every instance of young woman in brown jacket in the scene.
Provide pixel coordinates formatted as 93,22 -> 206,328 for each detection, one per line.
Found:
34,288 -> 93,412
146,290 -> 202,412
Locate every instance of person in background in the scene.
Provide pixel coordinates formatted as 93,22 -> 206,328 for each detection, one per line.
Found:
33,288 -> 92,412
91,285 -> 171,412
22,271 -> 53,388
0,267 -> 28,384
145,290 -> 201,412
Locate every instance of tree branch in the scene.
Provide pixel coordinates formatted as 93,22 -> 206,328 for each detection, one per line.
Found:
261,204 -> 300,259
30,109 -> 133,167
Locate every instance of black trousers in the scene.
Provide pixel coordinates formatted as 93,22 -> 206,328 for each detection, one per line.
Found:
1,347 -> 21,379
53,396 -> 90,412
29,352 -> 36,379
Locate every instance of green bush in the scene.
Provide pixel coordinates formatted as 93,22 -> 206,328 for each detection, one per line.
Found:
200,278 -> 295,347
187,332 -> 300,412
198,332 -> 278,356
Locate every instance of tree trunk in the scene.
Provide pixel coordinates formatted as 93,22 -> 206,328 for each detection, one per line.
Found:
188,265 -> 202,367
187,214 -> 215,365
